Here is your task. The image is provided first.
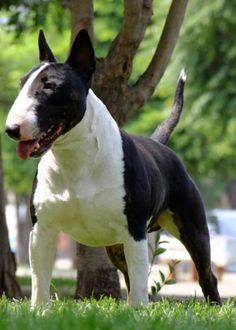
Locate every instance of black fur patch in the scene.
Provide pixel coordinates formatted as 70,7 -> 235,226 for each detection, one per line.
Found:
121,130 -> 204,241
30,170 -> 38,226
20,64 -> 44,89
28,64 -> 87,137
121,131 -> 167,240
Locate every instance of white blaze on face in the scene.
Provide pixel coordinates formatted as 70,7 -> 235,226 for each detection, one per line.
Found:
5,63 -> 49,140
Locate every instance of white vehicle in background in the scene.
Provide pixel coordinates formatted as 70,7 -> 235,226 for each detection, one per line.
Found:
208,209 -> 236,274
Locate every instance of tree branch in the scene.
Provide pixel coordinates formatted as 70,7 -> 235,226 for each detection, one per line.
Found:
70,0 -> 94,44
128,0 -> 189,115
106,0 -> 152,80
0,135 -> 22,298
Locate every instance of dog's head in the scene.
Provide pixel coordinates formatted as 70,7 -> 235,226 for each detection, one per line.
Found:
5,29 -> 95,159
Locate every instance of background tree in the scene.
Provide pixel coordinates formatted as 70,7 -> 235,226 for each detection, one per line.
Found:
1,0 -> 188,299
72,0 -> 189,298
0,135 -> 22,298
169,0 -> 236,206
5,0 -> 236,300
224,180 -> 236,209
127,0 -> 236,207
172,1 -> 236,178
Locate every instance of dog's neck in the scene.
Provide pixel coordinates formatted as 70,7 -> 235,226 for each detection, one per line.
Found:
50,89 -> 123,178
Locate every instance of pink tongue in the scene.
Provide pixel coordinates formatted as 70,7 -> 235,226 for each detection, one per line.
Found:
17,140 -> 39,160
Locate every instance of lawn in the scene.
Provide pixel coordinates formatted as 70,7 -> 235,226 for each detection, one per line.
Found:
17,276 -> 76,288
1,296 -> 236,330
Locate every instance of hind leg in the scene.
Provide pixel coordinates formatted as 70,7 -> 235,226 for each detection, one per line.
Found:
174,213 -> 221,304
157,189 -> 221,304
170,182 -> 221,304
159,210 -> 221,304
106,244 -> 130,292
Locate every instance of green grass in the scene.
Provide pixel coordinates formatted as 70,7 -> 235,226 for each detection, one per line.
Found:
17,276 -> 76,298
17,276 -> 76,288
1,297 -> 236,330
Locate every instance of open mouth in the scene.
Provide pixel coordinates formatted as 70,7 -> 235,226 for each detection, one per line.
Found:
17,124 -> 64,160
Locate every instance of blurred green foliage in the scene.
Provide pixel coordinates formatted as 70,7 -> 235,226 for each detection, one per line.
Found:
0,1 -> 69,36
170,0 -> 236,179
1,0 -> 236,207
0,26 -> 70,195
126,0 -> 236,207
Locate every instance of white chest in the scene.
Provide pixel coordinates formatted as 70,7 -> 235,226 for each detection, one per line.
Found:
34,179 -> 127,246
33,93 -> 128,246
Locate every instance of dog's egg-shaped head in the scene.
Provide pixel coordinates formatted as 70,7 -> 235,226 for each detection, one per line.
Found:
5,29 -> 96,159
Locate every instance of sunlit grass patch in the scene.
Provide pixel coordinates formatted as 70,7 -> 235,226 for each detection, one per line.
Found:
0,296 -> 236,330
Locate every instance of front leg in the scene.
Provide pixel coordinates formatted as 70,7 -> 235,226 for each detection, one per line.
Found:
29,223 -> 58,308
123,237 -> 149,306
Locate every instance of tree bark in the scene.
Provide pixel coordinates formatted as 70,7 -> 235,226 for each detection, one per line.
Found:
224,180 -> 236,209
71,0 -> 121,300
73,0 -> 189,300
17,195 -> 31,265
0,135 -> 22,299
129,0 -> 189,116
75,245 -> 121,299
70,0 -> 94,43
93,0 -> 153,125
94,0 -> 189,126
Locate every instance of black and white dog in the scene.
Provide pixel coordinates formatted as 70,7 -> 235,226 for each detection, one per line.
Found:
5,30 -> 221,307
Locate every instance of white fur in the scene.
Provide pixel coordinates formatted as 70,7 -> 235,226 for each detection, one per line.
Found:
30,89 -> 149,307
6,63 -> 48,140
33,90 -> 127,246
124,237 -> 149,306
29,223 -> 58,307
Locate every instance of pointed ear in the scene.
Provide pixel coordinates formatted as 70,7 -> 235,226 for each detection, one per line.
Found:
38,30 -> 56,63
66,29 -> 96,89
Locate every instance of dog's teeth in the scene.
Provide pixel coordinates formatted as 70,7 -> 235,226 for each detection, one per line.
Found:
34,143 -> 40,151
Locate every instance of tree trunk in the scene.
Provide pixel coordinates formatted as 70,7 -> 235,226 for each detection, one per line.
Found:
71,0 -> 121,300
224,180 -> 236,209
0,135 -> 22,299
17,195 -> 31,265
73,0 -> 189,300
75,244 -> 121,299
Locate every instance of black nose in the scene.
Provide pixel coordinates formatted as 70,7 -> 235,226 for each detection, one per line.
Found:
5,125 -> 20,140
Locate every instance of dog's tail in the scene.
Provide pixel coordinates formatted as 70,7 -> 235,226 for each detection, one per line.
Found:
151,69 -> 186,145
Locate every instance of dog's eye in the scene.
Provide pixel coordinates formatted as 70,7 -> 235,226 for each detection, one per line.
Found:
43,82 -> 56,90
